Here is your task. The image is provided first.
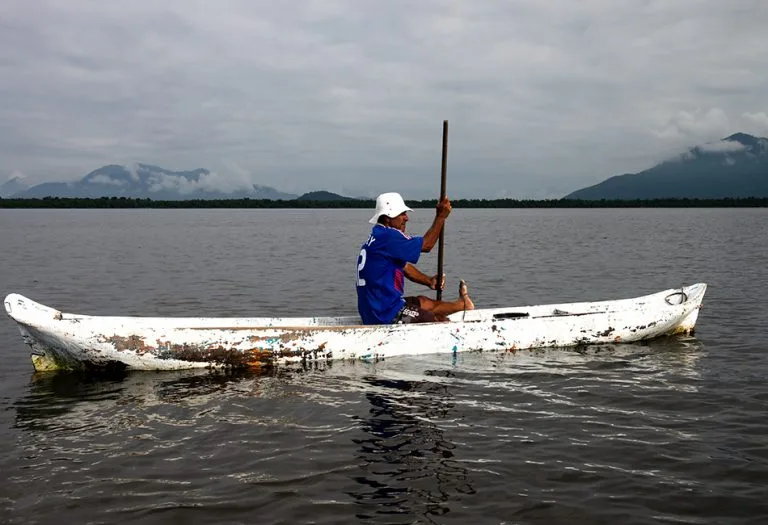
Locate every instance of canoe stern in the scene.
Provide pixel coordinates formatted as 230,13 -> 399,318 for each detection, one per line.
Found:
668,283 -> 707,335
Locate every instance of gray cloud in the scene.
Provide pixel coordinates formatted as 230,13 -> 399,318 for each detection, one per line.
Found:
697,139 -> 747,154
1,0 -> 767,198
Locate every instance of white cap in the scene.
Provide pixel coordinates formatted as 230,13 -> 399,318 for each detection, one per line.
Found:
369,192 -> 413,224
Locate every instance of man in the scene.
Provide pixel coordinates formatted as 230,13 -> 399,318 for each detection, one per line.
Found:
356,192 -> 474,325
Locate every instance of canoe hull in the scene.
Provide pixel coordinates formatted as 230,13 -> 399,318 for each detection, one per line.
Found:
4,284 -> 707,371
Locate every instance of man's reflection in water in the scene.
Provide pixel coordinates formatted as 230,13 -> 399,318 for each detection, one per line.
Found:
349,375 -> 475,523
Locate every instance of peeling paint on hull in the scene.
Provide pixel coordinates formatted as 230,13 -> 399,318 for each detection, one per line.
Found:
4,284 -> 707,372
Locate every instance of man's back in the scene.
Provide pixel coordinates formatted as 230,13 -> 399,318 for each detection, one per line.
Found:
356,224 -> 423,324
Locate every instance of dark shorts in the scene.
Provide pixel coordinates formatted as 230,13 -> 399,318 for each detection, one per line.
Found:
394,296 -> 436,324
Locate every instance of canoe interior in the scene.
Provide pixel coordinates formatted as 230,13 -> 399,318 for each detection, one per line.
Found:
5,283 -> 706,328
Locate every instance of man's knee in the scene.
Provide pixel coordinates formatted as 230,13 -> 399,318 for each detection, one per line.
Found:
416,295 -> 437,311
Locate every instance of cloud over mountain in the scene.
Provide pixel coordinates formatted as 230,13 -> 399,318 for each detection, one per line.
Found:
0,172 -> 29,198
565,133 -> 768,200
12,164 -> 297,200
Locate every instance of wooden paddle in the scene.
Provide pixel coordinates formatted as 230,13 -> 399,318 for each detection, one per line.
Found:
436,120 -> 448,301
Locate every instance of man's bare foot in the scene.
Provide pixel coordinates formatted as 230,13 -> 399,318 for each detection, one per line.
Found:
458,280 -> 475,310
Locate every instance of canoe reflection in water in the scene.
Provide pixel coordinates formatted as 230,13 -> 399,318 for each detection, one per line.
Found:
349,374 -> 475,522
7,340 -> 706,523
12,367 -> 249,431
10,362 -> 477,522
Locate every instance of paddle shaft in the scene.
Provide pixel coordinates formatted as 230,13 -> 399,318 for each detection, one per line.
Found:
436,120 -> 448,301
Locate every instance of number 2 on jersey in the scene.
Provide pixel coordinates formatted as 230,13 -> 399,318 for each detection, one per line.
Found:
357,248 -> 366,286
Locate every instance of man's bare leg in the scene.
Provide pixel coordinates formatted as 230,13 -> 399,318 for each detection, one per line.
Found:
417,280 -> 475,320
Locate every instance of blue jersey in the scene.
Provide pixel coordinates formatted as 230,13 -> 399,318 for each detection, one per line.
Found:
356,225 -> 424,324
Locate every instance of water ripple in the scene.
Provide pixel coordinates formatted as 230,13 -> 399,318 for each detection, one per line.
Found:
2,209 -> 768,523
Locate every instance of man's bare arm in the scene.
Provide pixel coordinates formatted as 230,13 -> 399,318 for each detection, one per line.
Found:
404,264 -> 445,290
420,197 -> 452,252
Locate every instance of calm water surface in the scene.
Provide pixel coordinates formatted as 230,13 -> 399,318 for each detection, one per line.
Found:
0,208 -> 767,524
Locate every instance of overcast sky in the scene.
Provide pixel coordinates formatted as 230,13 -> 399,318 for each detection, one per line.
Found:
2,0 -> 767,198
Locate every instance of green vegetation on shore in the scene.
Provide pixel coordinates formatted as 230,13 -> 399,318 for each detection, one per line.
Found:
1,196 -> 767,208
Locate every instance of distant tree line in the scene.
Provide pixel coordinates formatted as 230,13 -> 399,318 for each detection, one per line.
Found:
1,196 -> 767,208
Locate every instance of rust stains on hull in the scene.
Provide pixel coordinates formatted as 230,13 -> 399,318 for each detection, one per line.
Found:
159,344 -> 276,367
107,335 -> 154,354
103,333 -> 331,368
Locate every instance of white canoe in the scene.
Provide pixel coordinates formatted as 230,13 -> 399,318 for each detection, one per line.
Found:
4,283 -> 707,372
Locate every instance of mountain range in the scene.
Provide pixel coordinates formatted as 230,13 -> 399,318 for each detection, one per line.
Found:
565,133 -> 768,199
3,133 -> 767,201
0,164 -> 299,200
